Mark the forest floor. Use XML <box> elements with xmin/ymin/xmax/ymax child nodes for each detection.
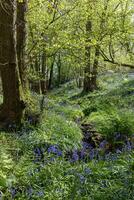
<box><xmin>0</xmin><ymin>72</ymin><xmax>134</xmax><ymax>200</ymax></box>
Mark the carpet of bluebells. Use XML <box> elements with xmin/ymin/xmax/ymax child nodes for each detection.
<box><xmin>0</xmin><ymin>74</ymin><xmax>134</xmax><ymax>200</ymax></box>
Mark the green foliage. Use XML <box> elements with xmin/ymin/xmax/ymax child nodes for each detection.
<box><xmin>0</xmin><ymin>74</ymin><xmax>134</xmax><ymax>199</ymax></box>
<box><xmin>42</xmin><ymin>113</ymin><xmax>82</xmax><ymax>150</ymax></box>
<box><xmin>0</xmin><ymin>134</ymin><xmax>16</xmax><ymax>191</ymax></box>
<box><xmin>79</xmin><ymin>75</ymin><xmax>134</xmax><ymax>140</ymax></box>
<box><xmin>87</xmin><ymin>109</ymin><xmax>134</xmax><ymax>139</ymax></box>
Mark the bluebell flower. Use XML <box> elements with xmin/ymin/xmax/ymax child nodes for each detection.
<box><xmin>36</xmin><ymin>190</ymin><xmax>44</xmax><ymax>197</ymax></box>
<box><xmin>34</xmin><ymin>147</ymin><xmax>42</xmax><ymax>158</ymax></box>
<box><xmin>47</xmin><ymin>145</ymin><xmax>62</xmax><ymax>157</ymax></box>
<box><xmin>80</xmin><ymin>149</ymin><xmax>85</xmax><ymax>159</ymax></box>
<box><xmin>89</xmin><ymin>149</ymin><xmax>95</xmax><ymax>160</ymax></box>
<box><xmin>110</xmin><ymin>154</ymin><xmax>118</xmax><ymax>161</ymax></box>
<box><xmin>72</xmin><ymin>150</ymin><xmax>79</xmax><ymax>162</ymax></box>
<box><xmin>47</xmin><ymin>145</ymin><xmax>58</xmax><ymax>153</ymax></box>
<box><xmin>82</xmin><ymin>142</ymin><xmax>92</xmax><ymax>150</ymax></box>
<box><xmin>84</xmin><ymin>167</ymin><xmax>92</xmax><ymax>175</ymax></box>
<box><xmin>99</xmin><ymin>140</ymin><xmax>108</xmax><ymax>149</ymax></box>
<box><xmin>57</xmin><ymin>150</ymin><xmax>62</xmax><ymax>157</ymax></box>
<box><xmin>78</xmin><ymin>174</ymin><xmax>86</xmax><ymax>183</ymax></box>
<box><xmin>26</xmin><ymin>187</ymin><xmax>33</xmax><ymax>197</ymax></box>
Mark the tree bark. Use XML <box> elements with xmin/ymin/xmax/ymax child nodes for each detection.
<box><xmin>83</xmin><ymin>20</ymin><xmax>92</xmax><ymax>92</ymax></box>
<box><xmin>0</xmin><ymin>0</ymin><xmax>25</xmax><ymax>125</ymax></box>
<box><xmin>57</xmin><ymin>53</ymin><xmax>61</xmax><ymax>87</ymax></box>
<box><xmin>48</xmin><ymin>56</ymin><xmax>55</xmax><ymax>90</ymax></box>
<box><xmin>91</xmin><ymin>46</ymin><xmax>100</xmax><ymax>90</ymax></box>
<box><xmin>17</xmin><ymin>0</ymin><xmax>28</xmax><ymax>88</ymax></box>
<box><xmin>41</xmin><ymin>50</ymin><xmax>48</xmax><ymax>94</ymax></box>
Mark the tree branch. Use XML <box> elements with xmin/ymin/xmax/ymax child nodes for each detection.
<box><xmin>100</xmin><ymin>49</ymin><xmax>134</xmax><ymax>68</ymax></box>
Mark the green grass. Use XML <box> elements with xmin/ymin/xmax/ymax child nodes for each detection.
<box><xmin>77</xmin><ymin>74</ymin><xmax>134</xmax><ymax>141</ymax></box>
<box><xmin>0</xmin><ymin>73</ymin><xmax>134</xmax><ymax>199</ymax></box>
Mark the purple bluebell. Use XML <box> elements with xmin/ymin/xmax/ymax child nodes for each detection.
<box><xmin>57</xmin><ymin>150</ymin><xmax>62</xmax><ymax>157</ymax></box>
<box><xmin>99</xmin><ymin>140</ymin><xmax>108</xmax><ymax>149</ymax></box>
<box><xmin>72</xmin><ymin>150</ymin><xmax>79</xmax><ymax>162</ymax></box>
<box><xmin>82</xmin><ymin>142</ymin><xmax>93</xmax><ymax>150</ymax></box>
<box><xmin>34</xmin><ymin>147</ymin><xmax>42</xmax><ymax>156</ymax></box>
<box><xmin>36</xmin><ymin>190</ymin><xmax>44</xmax><ymax>197</ymax></box>
<box><xmin>80</xmin><ymin>149</ymin><xmax>85</xmax><ymax>159</ymax></box>
<box><xmin>89</xmin><ymin>149</ymin><xmax>95</xmax><ymax>160</ymax></box>
<box><xmin>47</xmin><ymin>145</ymin><xmax>62</xmax><ymax>157</ymax></box>
<box><xmin>47</xmin><ymin>145</ymin><xmax>58</xmax><ymax>153</ymax></box>
<box><xmin>78</xmin><ymin>174</ymin><xmax>86</xmax><ymax>183</ymax></box>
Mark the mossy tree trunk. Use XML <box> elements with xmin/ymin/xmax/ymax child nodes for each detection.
<box><xmin>48</xmin><ymin>56</ymin><xmax>55</xmax><ymax>90</ymax></box>
<box><xmin>83</xmin><ymin>20</ymin><xmax>92</xmax><ymax>92</ymax></box>
<box><xmin>0</xmin><ymin>0</ymin><xmax>25</xmax><ymax>125</ymax></box>
<box><xmin>57</xmin><ymin>53</ymin><xmax>61</xmax><ymax>87</ymax></box>
<box><xmin>41</xmin><ymin>50</ymin><xmax>47</xmax><ymax>94</ymax></box>
<box><xmin>91</xmin><ymin>46</ymin><xmax>100</xmax><ymax>90</ymax></box>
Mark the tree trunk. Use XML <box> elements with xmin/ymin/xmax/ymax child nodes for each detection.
<box><xmin>48</xmin><ymin>56</ymin><xmax>55</xmax><ymax>90</ymax></box>
<box><xmin>17</xmin><ymin>0</ymin><xmax>28</xmax><ymax>88</ymax></box>
<box><xmin>31</xmin><ymin>57</ymin><xmax>41</xmax><ymax>94</ymax></box>
<box><xmin>41</xmin><ymin>51</ymin><xmax>47</xmax><ymax>94</ymax></box>
<box><xmin>91</xmin><ymin>46</ymin><xmax>99</xmax><ymax>90</ymax></box>
<box><xmin>57</xmin><ymin>53</ymin><xmax>61</xmax><ymax>87</ymax></box>
<box><xmin>0</xmin><ymin>0</ymin><xmax>25</xmax><ymax>125</ymax></box>
<box><xmin>83</xmin><ymin>20</ymin><xmax>92</xmax><ymax>92</ymax></box>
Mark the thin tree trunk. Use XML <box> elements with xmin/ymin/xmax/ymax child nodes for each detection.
<box><xmin>57</xmin><ymin>53</ymin><xmax>61</xmax><ymax>87</ymax></box>
<box><xmin>17</xmin><ymin>0</ymin><xmax>27</xmax><ymax>88</ymax></box>
<box><xmin>31</xmin><ymin>57</ymin><xmax>41</xmax><ymax>94</ymax></box>
<box><xmin>41</xmin><ymin>50</ymin><xmax>47</xmax><ymax>94</ymax></box>
<box><xmin>91</xmin><ymin>46</ymin><xmax>99</xmax><ymax>90</ymax></box>
<box><xmin>48</xmin><ymin>56</ymin><xmax>55</xmax><ymax>90</ymax></box>
<box><xmin>83</xmin><ymin>20</ymin><xmax>92</xmax><ymax>92</ymax></box>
